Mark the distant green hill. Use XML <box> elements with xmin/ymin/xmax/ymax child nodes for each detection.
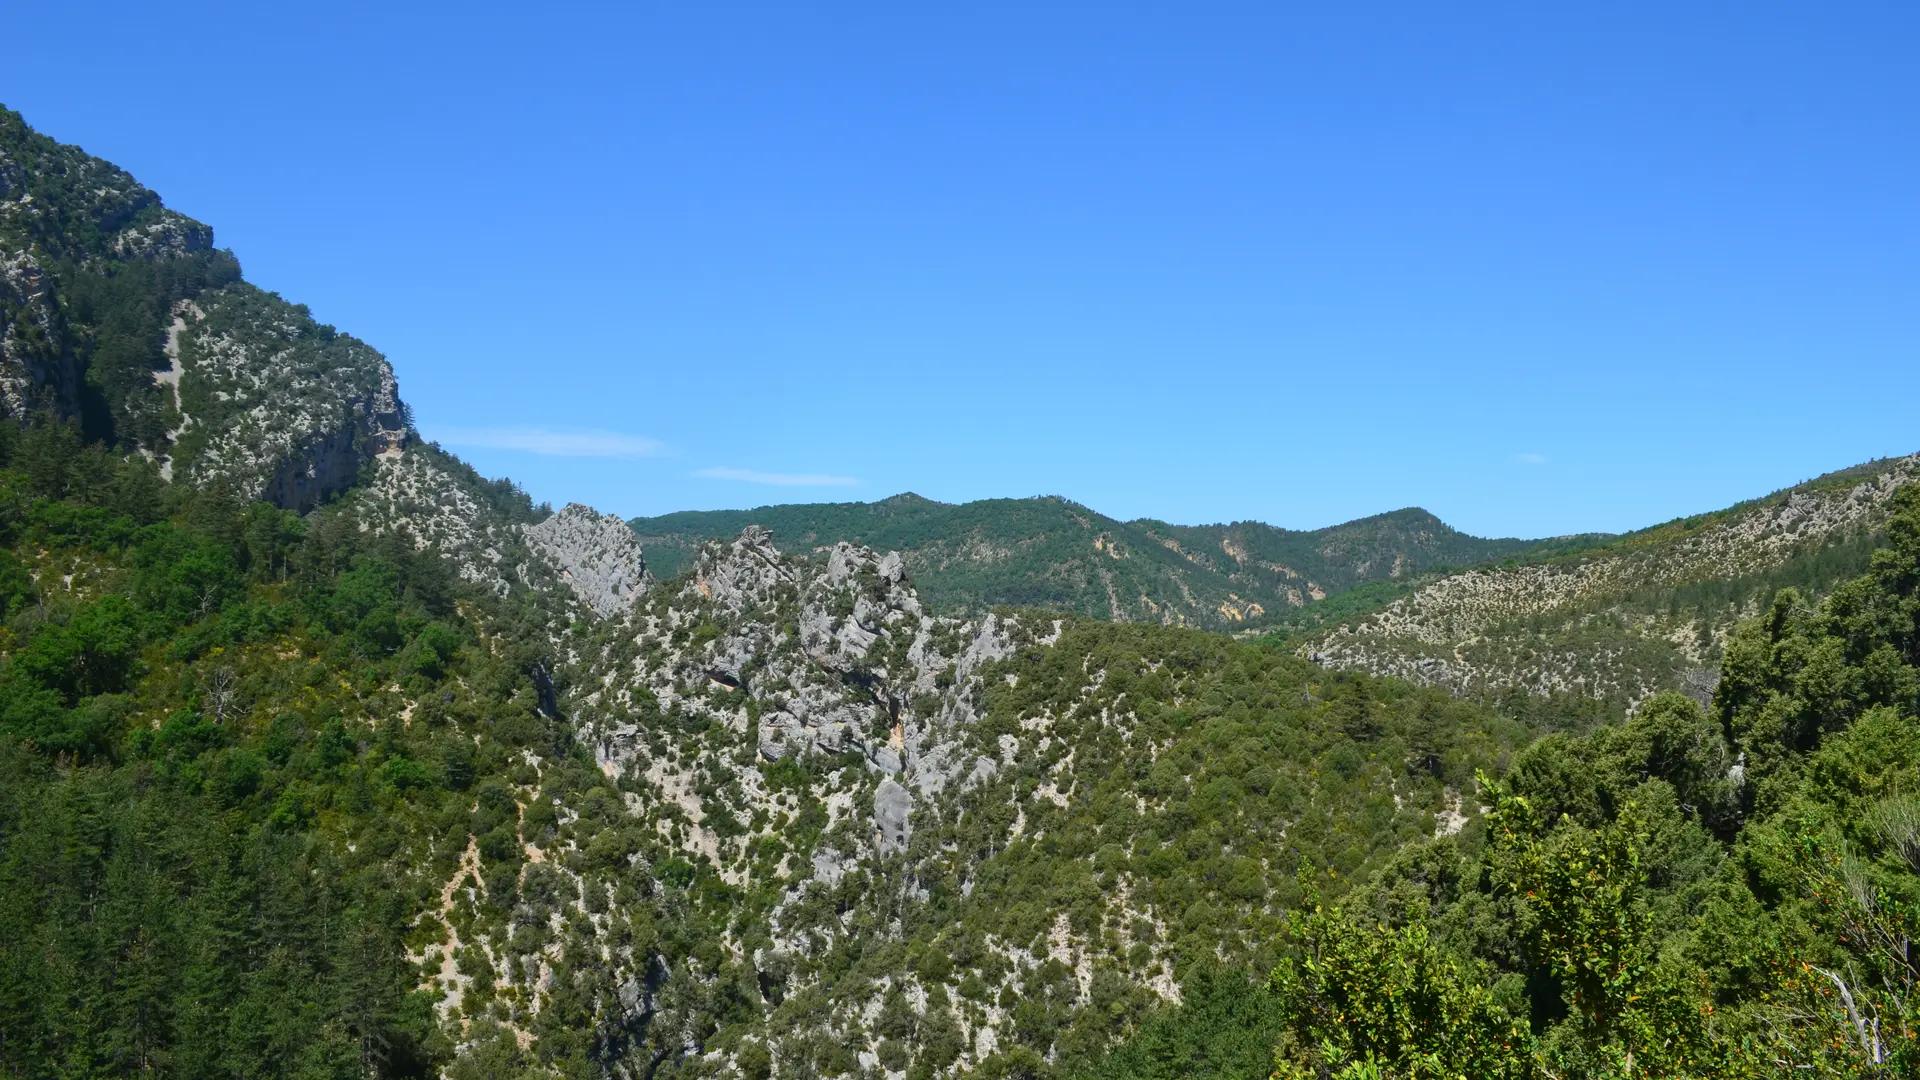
<box><xmin>1304</xmin><ymin>453</ymin><xmax>1920</xmax><ymax>718</ymax></box>
<box><xmin>630</xmin><ymin>494</ymin><xmax>1579</xmax><ymax>632</ymax></box>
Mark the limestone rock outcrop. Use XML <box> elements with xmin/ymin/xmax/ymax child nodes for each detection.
<box><xmin>0</xmin><ymin>250</ymin><xmax>76</xmax><ymax>418</ymax></box>
<box><xmin>355</xmin><ymin>447</ymin><xmax>515</xmax><ymax>592</ymax></box>
<box><xmin>524</xmin><ymin>502</ymin><xmax>652</xmax><ymax>618</ymax></box>
<box><xmin>170</xmin><ymin>287</ymin><xmax>410</xmax><ymax>511</ymax></box>
<box><xmin>1</xmin><ymin>108</ymin><xmax>407</xmax><ymax>507</ymax></box>
<box><xmin>873</xmin><ymin>778</ymin><xmax>912</xmax><ymax>855</ymax></box>
<box><xmin>582</xmin><ymin>525</ymin><xmax>1030</xmax><ymax>843</ymax></box>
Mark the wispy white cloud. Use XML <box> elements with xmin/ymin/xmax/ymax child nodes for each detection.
<box><xmin>433</xmin><ymin>427</ymin><xmax>665</xmax><ymax>459</ymax></box>
<box><xmin>1515</xmin><ymin>452</ymin><xmax>1548</xmax><ymax>465</ymax></box>
<box><xmin>694</xmin><ymin>466</ymin><xmax>859</xmax><ymax>487</ymax></box>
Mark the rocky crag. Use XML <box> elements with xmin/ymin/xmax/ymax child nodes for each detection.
<box><xmin>166</xmin><ymin>287</ymin><xmax>407</xmax><ymax>508</ymax></box>
<box><xmin>0</xmin><ymin>106</ymin><xmax>405</xmax><ymax>510</ymax></box>
<box><xmin>366</xmin><ymin>475</ymin><xmax>1490</xmax><ymax>1076</ymax></box>
<box><xmin>525</xmin><ymin>503</ymin><xmax>655</xmax><ymax>619</ymax></box>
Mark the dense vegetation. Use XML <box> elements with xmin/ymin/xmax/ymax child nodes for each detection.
<box><xmin>0</xmin><ymin>421</ymin><xmax>583</xmax><ymax>1077</ymax></box>
<box><xmin>1</xmin><ymin>106</ymin><xmax>242</xmax><ymax>449</ymax></box>
<box><xmin>1088</xmin><ymin>486</ymin><xmax>1920</xmax><ymax>1078</ymax></box>
<box><xmin>11</xmin><ymin>99</ymin><xmax>1920</xmax><ymax>1079</ymax></box>
<box><xmin>631</xmin><ymin>495</ymin><xmax>1554</xmax><ymax>632</ymax></box>
<box><xmin>0</xmin><ymin>417</ymin><xmax>1548</xmax><ymax>1078</ymax></box>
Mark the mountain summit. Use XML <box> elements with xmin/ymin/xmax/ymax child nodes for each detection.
<box><xmin>0</xmin><ymin>109</ymin><xmax>405</xmax><ymax>509</ymax></box>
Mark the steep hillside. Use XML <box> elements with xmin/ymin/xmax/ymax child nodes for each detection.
<box><xmin>526</xmin><ymin>530</ymin><xmax>1541</xmax><ymax>1078</ymax></box>
<box><xmin>631</xmin><ymin>495</ymin><xmax>1558</xmax><ymax>633</ymax></box>
<box><xmin>0</xmin><ymin>113</ymin><xmax>1536</xmax><ymax>1078</ymax></box>
<box><xmin>1305</xmin><ymin>454</ymin><xmax>1919</xmax><ymax>717</ymax></box>
<box><xmin>0</xmin><ymin>107</ymin><xmax>407</xmax><ymax>509</ymax></box>
<box><xmin>0</xmin><ymin>430</ymin><xmax>1537</xmax><ymax>1078</ymax></box>
<box><xmin>7</xmin><ymin>104</ymin><xmax>1919</xmax><ymax>1080</ymax></box>
<box><xmin>1096</xmin><ymin>486</ymin><xmax>1920</xmax><ymax>1078</ymax></box>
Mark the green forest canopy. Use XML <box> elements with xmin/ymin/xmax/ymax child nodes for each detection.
<box><xmin>1085</xmin><ymin>487</ymin><xmax>1920</xmax><ymax>1079</ymax></box>
<box><xmin>2</xmin><ymin>405</ymin><xmax>1918</xmax><ymax>1077</ymax></box>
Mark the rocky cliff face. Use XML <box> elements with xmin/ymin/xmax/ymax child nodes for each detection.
<box><xmin>582</xmin><ymin>525</ymin><xmax>1023</xmax><ymax>794</ymax></box>
<box><xmin>0</xmin><ymin>249</ymin><xmax>74</xmax><ymax>418</ymax></box>
<box><xmin>523</xmin><ymin>502</ymin><xmax>653</xmax><ymax>618</ymax></box>
<box><xmin>354</xmin><ymin>479</ymin><xmax>1116</xmax><ymax>1072</ymax></box>
<box><xmin>0</xmin><ymin>106</ymin><xmax>404</xmax><ymax>510</ymax></box>
<box><xmin>166</xmin><ymin>286</ymin><xmax>407</xmax><ymax>510</ymax></box>
<box><xmin>420</xmin><ymin>519</ymin><xmax>1468</xmax><ymax>1078</ymax></box>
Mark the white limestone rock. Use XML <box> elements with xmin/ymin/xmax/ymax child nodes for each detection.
<box><xmin>874</xmin><ymin>778</ymin><xmax>912</xmax><ymax>856</ymax></box>
<box><xmin>109</xmin><ymin>211</ymin><xmax>213</xmax><ymax>260</ymax></box>
<box><xmin>0</xmin><ymin>250</ymin><xmax>78</xmax><ymax>418</ymax></box>
<box><xmin>524</xmin><ymin>503</ymin><xmax>653</xmax><ymax>618</ymax></box>
<box><xmin>172</xmin><ymin>287</ymin><xmax>409</xmax><ymax>511</ymax></box>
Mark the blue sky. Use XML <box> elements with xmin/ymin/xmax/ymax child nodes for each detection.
<box><xmin>7</xmin><ymin>3</ymin><xmax>1917</xmax><ymax>537</ymax></box>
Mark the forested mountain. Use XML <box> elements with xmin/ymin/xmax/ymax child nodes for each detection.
<box><xmin>1141</xmin><ymin>486</ymin><xmax>1920</xmax><ymax>1078</ymax></box>
<box><xmin>3</xmin><ymin>104</ymin><xmax>1918</xmax><ymax>1080</ymax></box>
<box><xmin>631</xmin><ymin>496</ymin><xmax>1564</xmax><ymax>633</ymax></box>
<box><xmin>1304</xmin><ymin>455</ymin><xmax>1920</xmax><ymax>721</ymax></box>
<box><xmin>0</xmin><ymin>110</ymin><xmax>404</xmax><ymax>509</ymax></box>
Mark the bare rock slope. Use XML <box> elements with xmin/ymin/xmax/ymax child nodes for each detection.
<box><xmin>524</xmin><ymin>502</ymin><xmax>653</xmax><ymax>618</ymax></box>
